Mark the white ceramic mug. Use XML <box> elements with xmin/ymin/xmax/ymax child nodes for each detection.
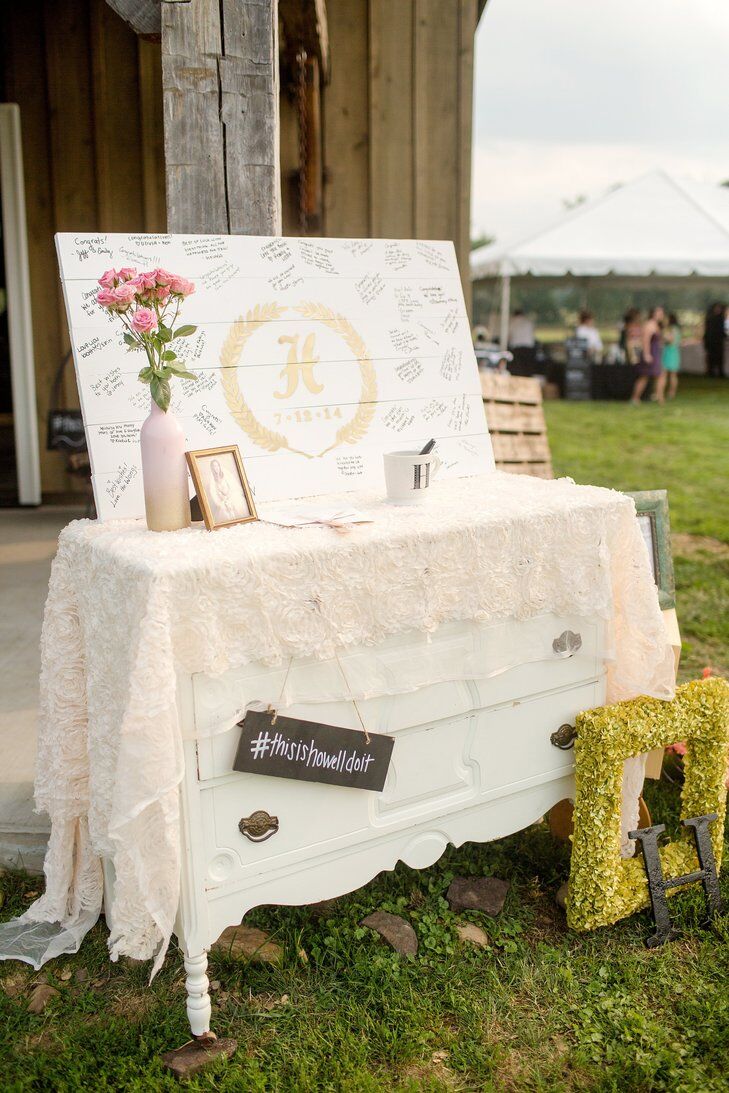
<box><xmin>383</xmin><ymin>450</ymin><xmax>442</xmax><ymax>504</ymax></box>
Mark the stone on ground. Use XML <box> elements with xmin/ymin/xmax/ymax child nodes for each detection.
<box><xmin>161</xmin><ymin>1037</ymin><xmax>237</xmax><ymax>1079</ymax></box>
<box><xmin>27</xmin><ymin>984</ymin><xmax>60</xmax><ymax>1014</ymax></box>
<box><xmin>446</xmin><ymin>876</ymin><xmax>509</xmax><ymax>916</ymax></box>
<box><xmin>360</xmin><ymin>911</ymin><xmax>418</xmax><ymax>956</ymax></box>
<box><xmin>456</xmin><ymin>923</ymin><xmax>490</xmax><ymax>948</ymax></box>
<box><xmin>212</xmin><ymin>924</ymin><xmax>283</xmax><ymax>964</ymax></box>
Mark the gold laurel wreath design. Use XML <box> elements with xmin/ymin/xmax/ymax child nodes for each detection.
<box><xmin>220</xmin><ymin>301</ymin><xmax>377</xmax><ymax>459</ymax></box>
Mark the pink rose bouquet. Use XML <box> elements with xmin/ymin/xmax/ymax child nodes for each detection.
<box><xmin>95</xmin><ymin>266</ymin><xmax>198</xmax><ymax>411</ymax></box>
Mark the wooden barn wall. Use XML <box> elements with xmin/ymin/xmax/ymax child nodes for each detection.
<box><xmin>320</xmin><ymin>0</ymin><xmax>476</xmax><ymax>302</ymax></box>
<box><xmin>2</xmin><ymin>0</ymin><xmax>165</xmax><ymax>496</ymax></box>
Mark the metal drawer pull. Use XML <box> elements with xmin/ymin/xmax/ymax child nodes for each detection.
<box><xmin>552</xmin><ymin>630</ymin><xmax>582</xmax><ymax>657</ymax></box>
<box><xmin>239</xmin><ymin>810</ymin><xmax>279</xmax><ymax>842</ymax></box>
<box><xmin>550</xmin><ymin>723</ymin><xmax>577</xmax><ymax>750</ymax></box>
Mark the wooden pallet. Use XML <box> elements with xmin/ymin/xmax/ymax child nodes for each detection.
<box><xmin>481</xmin><ymin>372</ymin><xmax>553</xmax><ymax>479</ymax></box>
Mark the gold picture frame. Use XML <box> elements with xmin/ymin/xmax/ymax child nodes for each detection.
<box><xmin>185</xmin><ymin>445</ymin><xmax>258</xmax><ymax>531</ymax></box>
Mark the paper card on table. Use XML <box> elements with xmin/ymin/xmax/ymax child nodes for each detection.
<box><xmin>56</xmin><ymin>234</ymin><xmax>495</xmax><ymax>520</ymax></box>
<box><xmin>261</xmin><ymin>504</ymin><xmax>372</xmax><ymax>528</ymax></box>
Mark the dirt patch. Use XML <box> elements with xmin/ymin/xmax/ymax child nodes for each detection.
<box><xmin>402</xmin><ymin>1049</ymin><xmax>458</xmax><ymax>1088</ymax></box>
<box><xmin>110</xmin><ymin>989</ymin><xmax>156</xmax><ymax>1020</ymax></box>
<box><xmin>672</xmin><ymin>533</ymin><xmax>729</xmax><ymax>560</ymax></box>
<box><xmin>23</xmin><ymin>1029</ymin><xmax>63</xmax><ymax>1054</ymax></box>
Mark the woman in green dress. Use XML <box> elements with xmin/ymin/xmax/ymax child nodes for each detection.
<box><xmin>660</xmin><ymin>313</ymin><xmax>681</xmax><ymax>400</ymax></box>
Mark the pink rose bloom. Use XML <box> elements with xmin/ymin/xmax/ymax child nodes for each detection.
<box><xmin>113</xmin><ymin>283</ymin><xmax>137</xmax><ymax>310</ymax></box>
<box><xmin>130</xmin><ymin>271</ymin><xmax>157</xmax><ymax>293</ymax></box>
<box><xmin>98</xmin><ymin>269</ymin><xmax>117</xmax><ymax>290</ymax></box>
<box><xmin>154</xmin><ymin>268</ymin><xmax>174</xmax><ymax>286</ymax></box>
<box><xmin>130</xmin><ymin>307</ymin><xmax>158</xmax><ymax>334</ymax></box>
<box><xmin>117</xmin><ymin>267</ymin><xmax>137</xmax><ymax>282</ymax></box>
<box><xmin>96</xmin><ymin>288</ymin><xmax>118</xmax><ymax>308</ymax></box>
<box><xmin>156</xmin><ymin>284</ymin><xmax>171</xmax><ymax>303</ymax></box>
<box><xmin>169</xmin><ymin>275</ymin><xmax>195</xmax><ymax>297</ymax></box>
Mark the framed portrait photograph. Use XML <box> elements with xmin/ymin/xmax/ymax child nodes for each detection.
<box><xmin>626</xmin><ymin>490</ymin><xmax>675</xmax><ymax>610</ymax></box>
<box><xmin>186</xmin><ymin>445</ymin><xmax>258</xmax><ymax>531</ymax></box>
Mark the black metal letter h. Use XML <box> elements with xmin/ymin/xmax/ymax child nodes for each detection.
<box><xmin>628</xmin><ymin>814</ymin><xmax>722</xmax><ymax>947</ymax></box>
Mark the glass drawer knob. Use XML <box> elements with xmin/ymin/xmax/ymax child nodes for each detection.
<box><xmin>553</xmin><ymin>630</ymin><xmax>582</xmax><ymax>657</ymax></box>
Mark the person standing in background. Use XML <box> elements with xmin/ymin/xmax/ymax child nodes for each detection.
<box><xmin>619</xmin><ymin>307</ymin><xmax>642</xmax><ymax>365</ymax></box>
<box><xmin>575</xmin><ymin>309</ymin><xmax>603</xmax><ymax>359</ymax></box>
<box><xmin>630</xmin><ymin>305</ymin><xmax>665</xmax><ymax>405</ymax></box>
<box><xmin>507</xmin><ymin>309</ymin><xmax>535</xmax><ymax>348</ymax></box>
<box><xmin>660</xmin><ymin>312</ymin><xmax>681</xmax><ymax>400</ymax></box>
<box><xmin>703</xmin><ymin>302</ymin><xmax>726</xmax><ymax>378</ymax></box>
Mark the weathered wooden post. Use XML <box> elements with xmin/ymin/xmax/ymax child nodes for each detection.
<box><xmin>161</xmin><ymin>0</ymin><xmax>282</xmax><ymax>235</ymax></box>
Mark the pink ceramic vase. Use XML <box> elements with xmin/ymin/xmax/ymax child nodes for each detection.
<box><xmin>139</xmin><ymin>397</ymin><xmax>191</xmax><ymax>532</ymax></box>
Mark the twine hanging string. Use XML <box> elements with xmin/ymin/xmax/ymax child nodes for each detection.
<box><xmin>267</xmin><ymin>655</ymin><xmax>294</xmax><ymax>725</ymax></box>
<box><xmin>334</xmin><ymin>651</ymin><xmax>371</xmax><ymax>744</ymax></box>
<box><xmin>266</xmin><ymin>651</ymin><xmax>371</xmax><ymax>744</ymax></box>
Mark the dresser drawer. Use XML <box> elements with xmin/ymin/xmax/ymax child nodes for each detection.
<box><xmin>189</xmin><ymin>614</ymin><xmax>603</xmax><ymax>740</ymax></box>
<box><xmin>199</xmin><ymin>769</ymin><xmax>371</xmax><ymax>886</ymax></box>
<box><xmin>194</xmin><ymin>681</ymin><xmax>474</xmax><ymax>783</ymax></box>
<box><xmin>191</xmin><ymin>616</ymin><xmax>603</xmax><ymax>786</ymax></box>
<box><xmin>470</xmin><ymin>678</ymin><xmax>605</xmax><ymax>794</ymax></box>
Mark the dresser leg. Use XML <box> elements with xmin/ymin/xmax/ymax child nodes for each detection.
<box><xmin>184</xmin><ymin>951</ymin><xmax>213</xmax><ymax>1038</ymax></box>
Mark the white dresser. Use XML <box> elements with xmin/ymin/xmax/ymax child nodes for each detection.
<box><xmin>10</xmin><ymin>476</ymin><xmax>673</xmax><ymax>1039</ymax></box>
<box><xmin>171</xmin><ymin>612</ymin><xmax>605</xmax><ymax>1036</ymax></box>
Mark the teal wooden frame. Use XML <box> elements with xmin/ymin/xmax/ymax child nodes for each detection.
<box><xmin>626</xmin><ymin>490</ymin><xmax>675</xmax><ymax>610</ymax></box>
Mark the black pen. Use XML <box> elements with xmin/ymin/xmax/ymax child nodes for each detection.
<box><xmin>419</xmin><ymin>439</ymin><xmax>436</xmax><ymax>455</ymax></box>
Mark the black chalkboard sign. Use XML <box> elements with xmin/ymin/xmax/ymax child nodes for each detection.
<box><xmin>564</xmin><ymin>337</ymin><xmax>591</xmax><ymax>401</ymax></box>
<box><xmin>233</xmin><ymin>710</ymin><xmax>395</xmax><ymax>792</ymax></box>
<box><xmin>46</xmin><ymin>409</ymin><xmax>87</xmax><ymax>452</ymax></box>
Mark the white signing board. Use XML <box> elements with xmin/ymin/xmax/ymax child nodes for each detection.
<box><xmin>56</xmin><ymin>234</ymin><xmax>494</xmax><ymax>520</ymax></box>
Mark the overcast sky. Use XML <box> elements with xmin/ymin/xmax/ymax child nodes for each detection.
<box><xmin>472</xmin><ymin>0</ymin><xmax>729</xmax><ymax>243</ymax></box>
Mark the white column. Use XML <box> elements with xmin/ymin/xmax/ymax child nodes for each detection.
<box><xmin>499</xmin><ymin>272</ymin><xmax>511</xmax><ymax>351</ymax></box>
<box><xmin>0</xmin><ymin>105</ymin><xmax>41</xmax><ymax>505</ymax></box>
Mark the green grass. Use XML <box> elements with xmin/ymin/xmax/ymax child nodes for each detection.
<box><xmin>544</xmin><ymin>376</ymin><xmax>729</xmax><ymax>540</ymax></box>
<box><xmin>1</xmin><ymin>376</ymin><xmax>728</xmax><ymax>1091</ymax></box>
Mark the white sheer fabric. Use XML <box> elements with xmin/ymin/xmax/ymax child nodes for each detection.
<box><xmin>0</xmin><ymin>473</ymin><xmax>675</xmax><ymax>974</ymax></box>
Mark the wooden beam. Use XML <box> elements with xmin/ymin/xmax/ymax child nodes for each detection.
<box><xmin>104</xmin><ymin>0</ymin><xmax>161</xmax><ymax>38</ymax></box>
<box><xmin>220</xmin><ymin>0</ymin><xmax>282</xmax><ymax>235</ymax></box>
<box><xmin>161</xmin><ymin>0</ymin><xmax>281</xmax><ymax>235</ymax></box>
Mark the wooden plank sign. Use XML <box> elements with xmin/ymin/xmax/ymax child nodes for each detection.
<box><xmin>233</xmin><ymin>709</ymin><xmax>395</xmax><ymax>792</ymax></box>
<box><xmin>55</xmin><ymin>233</ymin><xmax>494</xmax><ymax>520</ymax></box>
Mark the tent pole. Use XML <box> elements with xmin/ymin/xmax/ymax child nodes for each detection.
<box><xmin>499</xmin><ymin>273</ymin><xmax>511</xmax><ymax>350</ymax></box>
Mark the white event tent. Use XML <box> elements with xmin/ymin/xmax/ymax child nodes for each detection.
<box><xmin>470</xmin><ymin>170</ymin><xmax>729</xmax><ymax>347</ymax></box>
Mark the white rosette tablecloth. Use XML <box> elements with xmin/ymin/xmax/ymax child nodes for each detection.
<box><xmin>0</xmin><ymin>473</ymin><xmax>675</xmax><ymax>974</ymax></box>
